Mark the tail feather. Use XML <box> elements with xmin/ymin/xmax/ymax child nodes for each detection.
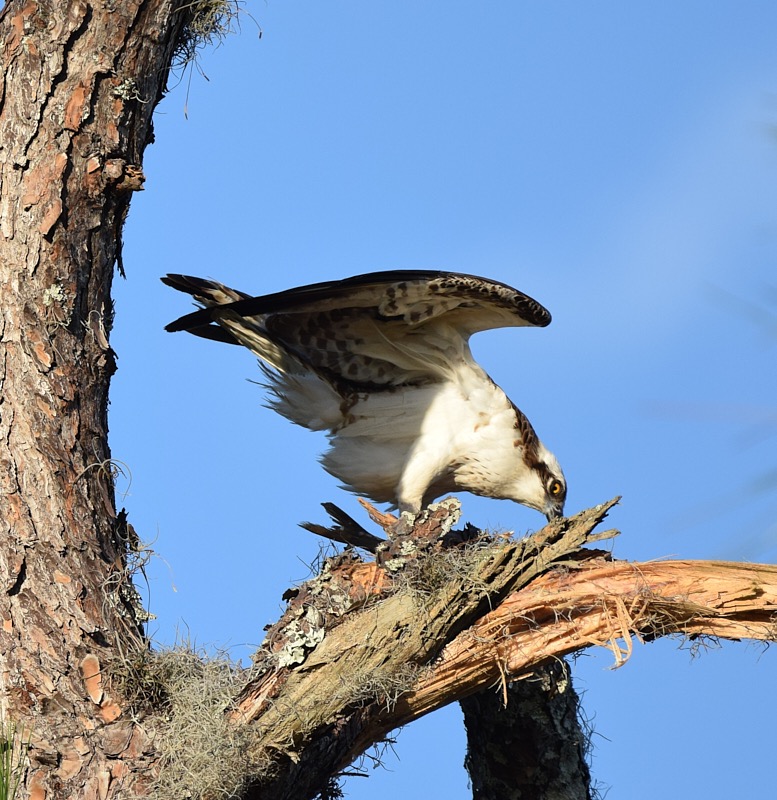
<box><xmin>162</xmin><ymin>274</ymin><xmax>251</xmax><ymax>337</ymax></box>
<box><xmin>161</xmin><ymin>274</ymin><xmax>250</xmax><ymax>305</ymax></box>
<box><xmin>163</xmin><ymin>274</ymin><xmax>320</xmax><ymax>377</ymax></box>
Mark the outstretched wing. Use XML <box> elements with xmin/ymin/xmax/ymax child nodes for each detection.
<box><xmin>162</xmin><ymin>270</ymin><xmax>551</xmax><ymax>388</ymax></box>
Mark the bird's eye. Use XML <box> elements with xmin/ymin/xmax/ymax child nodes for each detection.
<box><xmin>548</xmin><ymin>479</ymin><xmax>564</xmax><ymax>497</ymax></box>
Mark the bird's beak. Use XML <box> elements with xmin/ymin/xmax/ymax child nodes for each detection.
<box><xmin>545</xmin><ymin>505</ymin><xmax>563</xmax><ymax>523</ymax></box>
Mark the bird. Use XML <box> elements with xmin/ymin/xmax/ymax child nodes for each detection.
<box><xmin>162</xmin><ymin>270</ymin><xmax>566</xmax><ymax>522</ymax></box>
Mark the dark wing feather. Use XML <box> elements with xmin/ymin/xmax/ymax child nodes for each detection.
<box><xmin>163</xmin><ymin>271</ymin><xmax>552</xmax><ymax>387</ymax></box>
<box><xmin>163</xmin><ymin>270</ymin><xmax>551</xmax><ymax>340</ymax></box>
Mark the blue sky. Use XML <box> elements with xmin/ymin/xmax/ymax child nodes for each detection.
<box><xmin>111</xmin><ymin>3</ymin><xmax>777</xmax><ymax>797</ymax></box>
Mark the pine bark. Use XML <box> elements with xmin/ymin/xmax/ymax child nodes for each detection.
<box><xmin>0</xmin><ymin>1</ymin><xmax>194</xmax><ymax>796</ymax></box>
<box><xmin>461</xmin><ymin>663</ymin><xmax>593</xmax><ymax>800</ymax></box>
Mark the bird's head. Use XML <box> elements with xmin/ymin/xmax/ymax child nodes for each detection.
<box><xmin>506</xmin><ymin>443</ymin><xmax>566</xmax><ymax>522</ymax></box>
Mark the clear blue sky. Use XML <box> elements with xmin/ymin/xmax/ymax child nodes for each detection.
<box><xmin>111</xmin><ymin>3</ymin><xmax>777</xmax><ymax>797</ymax></box>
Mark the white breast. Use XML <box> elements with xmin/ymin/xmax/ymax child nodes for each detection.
<box><xmin>322</xmin><ymin>364</ymin><xmax>522</xmax><ymax>511</ymax></box>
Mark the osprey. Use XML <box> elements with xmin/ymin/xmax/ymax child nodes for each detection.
<box><xmin>163</xmin><ymin>271</ymin><xmax>566</xmax><ymax>521</ymax></box>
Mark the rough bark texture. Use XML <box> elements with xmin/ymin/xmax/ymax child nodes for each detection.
<box><xmin>222</xmin><ymin>499</ymin><xmax>776</xmax><ymax>800</ymax></box>
<box><xmin>231</xmin><ymin>500</ymin><xmax>617</xmax><ymax>800</ymax></box>
<box><xmin>461</xmin><ymin>662</ymin><xmax>592</xmax><ymax>800</ymax></box>
<box><xmin>0</xmin><ymin>1</ymin><xmax>196</xmax><ymax>797</ymax></box>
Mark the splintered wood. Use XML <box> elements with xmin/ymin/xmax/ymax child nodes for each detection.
<box><xmin>397</xmin><ymin>558</ymin><xmax>777</xmax><ymax>724</ymax></box>
<box><xmin>229</xmin><ymin>497</ymin><xmax>777</xmax><ymax>797</ymax></box>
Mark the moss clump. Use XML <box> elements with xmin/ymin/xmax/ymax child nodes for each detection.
<box><xmin>117</xmin><ymin>645</ymin><xmax>267</xmax><ymax>800</ymax></box>
<box><xmin>174</xmin><ymin>1</ymin><xmax>244</xmax><ymax>69</ymax></box>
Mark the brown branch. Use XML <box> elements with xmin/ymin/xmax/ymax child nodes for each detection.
<box><xmin>395</xmin><ymin>558</ymin><xmax>777</xmax><ymax>725</ymax></box>
<box><xmin>227</xmin><ymin>500</ymin><xmax>776</xmax><ymax>800</ymax></box>
<box><xmin>235</xmin><ymin>499</ymin><xmax>620</xmax><ymax>728</ymax></box>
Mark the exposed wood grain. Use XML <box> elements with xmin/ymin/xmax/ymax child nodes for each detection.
<box><xmin>401</xmin><ymin>558</ymin><xmax>777</xmax><ymax>722</ymax></box>
<box><xmin>2</xmin><ymin>5</ymin><xmax>776</xmax><ymax>800</ymax></box>
<box><xmin>233</xmin><ymin>499</ymin><xmax>775</xmax><ymax>800</ymax></box>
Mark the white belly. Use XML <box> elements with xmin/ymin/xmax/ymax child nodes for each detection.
<box><xmin>321</xmin><ymin>370</ymin><xmax>521</xmax><ymax>510</ymax></box>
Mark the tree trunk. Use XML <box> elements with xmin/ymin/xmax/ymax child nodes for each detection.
<box><xmin>0</xmin><ymin>1</ymin><xmax>196</xmax><ymax>796</ymax></box>
<box><xmin>461</xmin><ymin>662</ymin><xmax>593</xmax><ymax>800</ymax></box>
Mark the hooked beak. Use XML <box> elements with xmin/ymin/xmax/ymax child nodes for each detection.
<box><xmin>545</xmin><ymin>504</ymin><xmax>564</xmax><ymax>523</ymax></box>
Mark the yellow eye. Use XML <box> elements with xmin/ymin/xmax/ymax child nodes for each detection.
<box><xmin>548</xmin><ymin>479</ymin><xmax>564</xmax><ymax>497</ymax></box>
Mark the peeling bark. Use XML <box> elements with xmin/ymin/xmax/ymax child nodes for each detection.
<box><xmin>221</xmin><ymin>500</ymin><xmax>775</xmax><ymax>800</ymax></box>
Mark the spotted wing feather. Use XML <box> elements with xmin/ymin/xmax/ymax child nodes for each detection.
<box><xmin>162</xmin><ymin>271</ymin><xmax>551</xmax><ymax>388</ymax></box>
